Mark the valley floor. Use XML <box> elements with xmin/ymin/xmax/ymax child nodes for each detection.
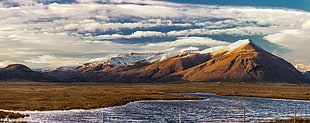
<box><xmin>1</xmin><ymin>82</ymin><xmax>310</xmax><ymax>120</ymax></box>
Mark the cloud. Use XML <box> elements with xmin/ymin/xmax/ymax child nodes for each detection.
<box><xmin>145</xmin><ymin>37</ymin><xmax>230</xmax><ymax>49</ymax></box>
<box><xmin>24</xmin><ymin>55</ymin><xmax>88</xmax><ymax>69</ymax></box>
<box><xmin>128</xmin><ymin>31</ymin><xmax>166</xmax><ymax>38</ymax></box>
<box><xmin>87</xmin><ymin>57</ymin><xmax>108</xmax><ymax>63</ymax></box>
<box><xmin>24</xmin><ymin>55</ymin><xmax>58</xmax><ymax>64</ymax></box>
<box><xmin>63</xmin><ymin>19</ymin><xmax>192</xmax><ymax>35</ymax></box>
<box><xmin>166</xmin><ymin>26</ymin><xmax>279</xmax><ymax>37</ymax></box>
<box><xmin>0</xmin><ymin>60</ymin><xmax>23</xmax><ymax>68</ymax></box>
<box><xmin>96</xmin><ymin>31</ymin><xmax>166</xmax><ymax>39</ymax></box>
<box><xmin>0</xmin><ymin>0</ymin><xmax>310</xmax><ymax>68</ymax></box>
<box><xmin>264</xmin><ymin>29</ymin><xmax>310</xmax><ymax>65</ymax></box>
<box><xmin>302</xmin><ymin>20</ymin><xmax>310</xmax><ymax>30</ymax></box>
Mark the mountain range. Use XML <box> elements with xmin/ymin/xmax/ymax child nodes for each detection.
<box><xmin>0</xmin><ymin>39</ymin><xmax>308</xmax><ymax>83</ymax></box>
<box><xmin>41</xmin><ymin>39</ymin><xmax>306</xmax><ymax>83</ymax></box>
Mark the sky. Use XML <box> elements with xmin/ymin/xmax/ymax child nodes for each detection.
<box><xmin>0</xmin><ymin>0</ymin><xmax>309</xmax><ymax>69</ymax></box>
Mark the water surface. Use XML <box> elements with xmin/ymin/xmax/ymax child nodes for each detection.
<box><xmin>13</xmin><ymin>93</ymin><xmax>310</xmax><ymax>123</ymax></box>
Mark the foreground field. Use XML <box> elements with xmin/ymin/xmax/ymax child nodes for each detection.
<box><xmin>262</xmin><ymin>117</ymin><xmax>310</xmax><ymax>123</ymax></box>
<box><xmin>1</xmin><ymin>82</ymin><xmax>310</xmax><ymax>111</ymax></box>
<box><xmin>0</xmin><ymin>83</ymin><xmax>201</xmax><ymax>111</ymax></box>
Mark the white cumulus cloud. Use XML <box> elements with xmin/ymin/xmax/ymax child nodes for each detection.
<box><xmin>145</xmin><ymin>37</ymin><xmax>230</xmax><ymax>49</ymax></box>
<box><xmin>264</xmin><ymin>29</ymin><xmax>310</xmax><ymax>65</ymax></box>
<box><xmin>0</xmin><ymin>0</ymin><xmax>310</xmax><ymax>68</ymax></box>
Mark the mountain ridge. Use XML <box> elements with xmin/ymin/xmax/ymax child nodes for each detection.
<box><xmin>41</xmin><ymin>39</ymin><xmax>306</xmax><ymax>83</ymax></box>
<box><xmin>0</xmin><ymin>64</ymin><xmax>60</xmax><ymax>82</ymax></box>
<box><xmin>164</xmin><ymin>40</ymin><xmax>303</xmax><ymax>83</ymax></box>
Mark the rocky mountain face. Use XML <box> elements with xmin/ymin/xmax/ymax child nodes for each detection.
<box><xmin>42</xmin><ymin>53</ymin><xmax>167</xmax><ymax>81</ymax></box>
<box><xmin>303</xmin><ymin>71</ymin><xmax>310</xmax><ymax>81</ymax></box>
<box><xmin>0</xmin><ymin>64</ymin><xmax>60</xmax><ymax>82</ymax></box>
<box><xmin>165</xmin><ymin>40</ymin><xmax>304</xmax><ymax>83</ymax></box>
<box><xmin>45</xmin><ymin>39</ymin><xmax>305</xmax><ymax>83</ymax></box>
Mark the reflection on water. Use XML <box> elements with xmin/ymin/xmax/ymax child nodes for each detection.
<box><xmin>13</xmin><ymin>93</ymin><xmax>310</xmax><ymax>123</ymax></box>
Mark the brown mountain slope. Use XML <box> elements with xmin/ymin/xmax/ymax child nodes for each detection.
<box><xmin>56</xmin><ymin>59</ymin><xmax>153</xmax><ymax>82</ymax></box>
<box><xmin>0</xmin><ymin>64</ymin><xmax>60</xmax><ymax>82</ymax></box>
<box><xmin>56</xmin><ymin>52</ymin><xmax>211</xmax><ymax>82</ymax></box>
<box><xmin>48</xmin><ymin>39</ymin><xmax>305</xmax><ymax>83</ymax></box>
<box><xmin>137</xmin><ymin>53</ymin><xmax>211</xmax><ymax>80</ymax></box>
<box><xmin>166</xmin><ymin>40</ymin><xmax>303</xmax><ymax>83</ymax></box>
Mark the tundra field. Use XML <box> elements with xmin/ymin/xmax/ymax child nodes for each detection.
<box><xmin>1</xmin><ymin>82</ymin><xmax>310</xmax><ymax>111</ymax></box>
<box><xmin>1</xmin><ymin>82</ymin><xmax>310</xmax><ymax>121</ymax></box>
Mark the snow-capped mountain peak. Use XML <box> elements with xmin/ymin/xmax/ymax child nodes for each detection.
<box><xmin>200</xmin><ymin>46</ymin><xmax>224</xmax><ymax>54</ymax></box>
<box><xmin>200</xmin><ymin>39</ymin><xmax>251</xmax><ymax>55</ymax></box>
<box><xmin>227</xmin><ymin>39</ymin><xmax>251</xmax><ymax>51</ymax></box>
<box><xmin>108</xmin><ymin>53</ymin><xmax>166</xmax><ymax>67</ymax></box>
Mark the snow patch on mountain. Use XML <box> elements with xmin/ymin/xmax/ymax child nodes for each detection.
<box><xmin>45</xmin><ymin>42</ymin><xmax>257</xmax><ymax>73</ymax></box>
<box><xmin>200</xmin><ymin>39</ymin><xmax>251</xmax><ymax>55</ymax></box>
<box><xmin>109</xmin><ymin>53</ymin><xmax>167</xmax><ymax>67</ymax></box>
<box><xmin>227</xmin><ymin>39</ymin><xmax>251</xmax><ymax>51</ymax></box>
<box><xmin>41</xmin><ymin>66</ymin><xmax>77</xmax><ymax>72</ymax></box>
<box><xmin>200</xmin><ymin>46</ymin><xmax>225</xmax><ymax>54</ymax></box>
<box><xmin>295</xmin><ymin>64</ymin><xmax>310</xmax><ymax>72</ymax></box>
<box><xmin>179</xmin><ymin>47</ymin><xmax>200</xmax><ymax>53</ymax></box>
<box><xmin>106</xmin><ymin>46</ymin><xmax>205</xmax><ymax>67</ymax></box>
<box><xmin>84</xmin><ymin>40</ymin><xmax>252</xmax><ymax>69</ymax></box>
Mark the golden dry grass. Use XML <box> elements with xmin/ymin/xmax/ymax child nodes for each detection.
<box><xmin>262</xmin><ymin>117</ymin><xmax>310</xmax><ymax>123</ymax></box>
<box><xmin>0</xmin><ymin>111</ymin><xmax>29</xmax><ymax>119</ymax></box>
<box><xmin>1</xmin><ymin>82</ymin><xmax>310</xmax><ymax>121</ymax></box>
<box><xmin>1</xmin><ymin>82</ymin><xmax>310</xmax><ymax>111</ymax></box>
<box><xmin>0</xmin><ymin>83</ymin><xmax>199</xmax><ymax>111</ymax></box>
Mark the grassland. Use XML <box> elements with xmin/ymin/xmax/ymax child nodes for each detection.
<box><xmin>1</xmin><ymin>82</ymin><xmax>310</xmax><ymax>120</ymax></box>
<box><xmin>262</xmin><ymin>117</ymin><xmax>310</xmax><ymax>123</ymax></box>
<box><xmin>1</xmin><ymin>82</ymin><xmax>310</xmax><ymax>111</ymax></box>
<box><xmin>0</xmin><ymin>111</ymin><xmax>28</xmax><ymax>119</ymax></box>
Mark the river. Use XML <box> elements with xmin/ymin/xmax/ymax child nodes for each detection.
<box><xmin>12</xmin><ymin>93</ymin><xmax>310</xmax><ymax>122</ymax></box>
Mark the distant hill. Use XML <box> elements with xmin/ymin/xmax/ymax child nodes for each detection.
<box><xmin>44</xmin><ymin>39</ymin><xmax>306</xmax><ymax>83</ymax></box>
<box><xmin>0</xmin><ymin>64</ymin><xmax>60</xmax><ymax>82</ymax></box>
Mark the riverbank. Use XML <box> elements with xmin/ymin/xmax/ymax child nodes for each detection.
<box><xmin>0</xmin><ymin>111</ymin><xmax>28</xmax><ymax>122</ymax></box>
